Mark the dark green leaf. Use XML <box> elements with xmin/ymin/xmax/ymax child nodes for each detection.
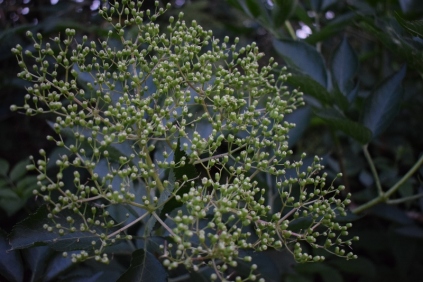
<box><xmin>117</xmin><ymin>249</ymin><xmax>168</xmax><ymax>282</ymax></box>
<box><xmin>9</xmin><ymin>205</ymin><xmax>118</xmax><ymax>251</ymax></box>
<box><xmin>305</xmin><ymin>12</ymin><xmax>356</xmax><ymax>45</ymax></box>
<box><xmin>287</xmin><ymin>74</ymin><xmax>331</xmax><ymax>105</ymax></box>
<box><xmin>293</xmin><ymin>4</ymin><xmax>314</xmax><ymax>27</ymax></box>
<box><xmin>329</xmin><ymin>257</ymin><xmax>376</xmax><ymax>279</ymax></box>
<box><xmin>398</xmin><ymin>0</ymin><xmax>423</xmax><ymax>14</ymax></box>
<box><xmin>347</xmin><ymin>82</ymin><xmax>359</xmax><ymax>103</ymax></box>
<box><xmin>331</xmin><ymin>37</ymin><xmax>358</xmax><ymax>99</ymax></box>
<box><xmin>0</xmin><ymin>23</ymin><xmax>35</xmax><ymax>42</ymax></box>
<box><xmin>62</xmin><ymin>272</ymin><xmax>103</xmax><ymax>282</ymax></box>
<box><xmin>362</xmin><ymin>66</ymin><xmax>406</xmax><ymax>139</ymax></box>
<box><xmin>140</xmin><ymin>236</ymin><xmax>169</xmax><ymax>256</ymax></box>
<box><xmin>58</xmin><ymin>257</ymin><xmax>125</xmax><ymax>282</ymax></box>
<box><xmin>286</xmin><ymin>106</ymin><xmax>311</xmax><ymax>147</ymax></box>
<box><xmin>309</xmin><ymin>0</ymin><xmax>322</xmax><ymax>12</ymax></box>
<box><xmin>235</xmin><ymin>0</ymin><xmax>271</xmax><ymax>27</ymax></box>
<box><xmin>16</xmin><ymin>175</ymin><xmax>38</xmax><ymax>198</ymax></box>
<box><xmin>321</xmin><ymin>0</ymin><xmax>337</xmax><ymax>10</ymax></box>
<box><xmin>0</xmin><ymin>189</ymin><xmax>24</xmax><ymax>216</ymax></box>
<box><xmin>245</xmin><ymin>0</ymin><xmax>261</xmax><ymax>18</ymax></box>
<box><xmin>22</xmin><ymin>246</ymin><xmax>54</xmax><ymax>282</ymax></box>
<box><xmin>0</xmin><ymin>229</ymin><xmax>23</xmax><ymax>282</ymax></box>
<box><xmin>235</xmin><ymin>249</ymin><xmax>288</xmax><ymax>281</ymax></box>
<box><xmin>188</xmin><ymin>268</ymin><xmax>216</xmax><ymax>281</ymax></box>
<box><xmin>0</xmin><ymin>188</ymin><xmax>19</xmax><ymax>199</ymax></box>
<box><xmin>273</xmin><ymin>39</ymin><xmax>327</xmax><ymax>87</ymax></box>
<box><xmin>331</xmin><ymin>89</ymin><xmax>350</xmax><ymax>112</ymax></box>
<box><xmin>0</xmin><ymin>159</ymin><xmax>9</xmax><ymax>177</ymax></box>
<box><xmin>10</xmin><ymin>159</ymin><xmax>29</xmax><ymax>182</ymax></box>
<box><xmin>159</xmin><ymin>139</ymin><xmax>198</xmax><ymax>219</ymax></box>
<box><xmin>359</xmin><ymin>20</ymin><xmax>423</xmax><ymax>72</ymax></box>
<box><xmin>395</xmin><ymin>12</ymin><xmax>423</xmax><ymax>38</ymax></box>
<box><xmin>309</xmin><ymin>0</ymin><xmax>336</xmax><ymax>12</ymax></box>
<box><xmin>44</xmin><ymin>252</ymin><xmax>77</xmax><ymax>281</ymax></box>
<box><xmin>315</xmin><ymin>109</ymin><xmax>372</xmax><ymax>144</ymax></box>
<box><xmin>272</xmin><ymin>0</ymin><xmax>298</xmax><ymax>28</ymax></box>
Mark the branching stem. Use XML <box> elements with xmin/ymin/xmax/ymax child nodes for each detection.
<box><xmin>362</xmin><ymin>144</ymin><xmax>383</xmax><ymax>196</ymax></box>
<box><xmin>107</xmin><ymin>211</ymin><xmax>150</xmax><ymax>239</ymax></box>
<box><xmin>353</xmin><ymin>153</ymin><xmax>423</xmax><ymax>214</ymax></box>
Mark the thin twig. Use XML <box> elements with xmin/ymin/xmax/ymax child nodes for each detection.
<box><xmin>353</xmin><ymin>153</ymin><xmax>423</xmax><ymax>214</ymax></box>
<box><xmin>152</xmin><ymin>211</ymin><xmax>177</xmax><ymax>237</ymax></box>
<box><xmin>107</xmin><ymin>211</ymin><xmax>150</xmax><ymax>239</ymax></box>
<box><xmin>362</xmin><ymin>144</ymin><xmax>383</xmax><ymax>196</ymax></box>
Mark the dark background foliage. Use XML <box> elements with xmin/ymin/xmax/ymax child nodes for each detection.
<box><xmin>1</xmin><ymin>0</ymin><xmax>423</xmax><ymax>281</ymax></box>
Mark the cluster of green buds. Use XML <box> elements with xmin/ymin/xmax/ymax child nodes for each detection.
<box><xmin>11</xmin><ymin>0</ymin><xmax>357</xmax><ymax>280</ymax></box>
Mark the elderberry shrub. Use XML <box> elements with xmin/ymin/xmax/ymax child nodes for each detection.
<box><xmin>11</xmin><ymin>0</ymin><xmax>357</xmax><ymax>280</ymax></box>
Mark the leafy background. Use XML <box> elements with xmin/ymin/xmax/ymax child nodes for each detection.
<box><xmin>1</xmin><ymin>0</ymin><xmax>423</xmax><ymax>281</ymax></box>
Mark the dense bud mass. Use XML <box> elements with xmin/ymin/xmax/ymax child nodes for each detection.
<box><xmin>12</xmin><ymin>0</ymin><xmax>356</xmax><ymax>280</ymax></box>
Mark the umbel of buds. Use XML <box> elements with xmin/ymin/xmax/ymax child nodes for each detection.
<box><xmin>11</xmin><ymin>0</ymin><xmax>357</xmax><ymax>280</ymax></box>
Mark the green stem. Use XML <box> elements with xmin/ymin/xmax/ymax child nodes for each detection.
<box><xmin>385</xmin><ymin>153</ymin><xmax>423</xmax><ymax>198</ymax></box>
<box><xmin>363</xmin><ymin>144</ymin><xmax>383</xmax><ymax>196</ymax></box>
<box><xmin>107</xmin><ymin>211</ymin><xmax>150</xmax><ymax>239</ymax></box>
<box><xmin>152</xmin><ymin>212</ymin><xmax>176</xmax><ymax>237</ymax></box>
<box><xmin>284</xmin><ymin>21</ymin><xmax>296</xmax><ymax>40</ymax></box>
<box><xmin>351</xmin><ymin>194</ymin><xmax>386</xmax><ymax>214</ymax></box>
<box><xmin>352</xmin><ymin>153</ymin><xmax>423</xmax><ymax>214</ymax></box>
<box><xmin>143</xmin><ymin>145</ymin><xmax>165</xmax><ymax>193</ymax></box>
<box><xmin>387</xmin><ymin>193</ymin><xmax>423</xmax><ymax>205</ymax></box>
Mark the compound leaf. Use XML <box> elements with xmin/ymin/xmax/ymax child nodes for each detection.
<box><xmin>9</xmin><ymin>205</ymin><xmax>118</xmax><ymax>251</ymax></box>
<box><xmin>273</xmin><ymin>38</ymin><xmax>328</xmax><ymax>87</ymax></box>
<box><xmin>287</xmin><ymin>73</ymin><xmax>332</xmax><ymax>105</ymax></box>
<box><xmin>331</xmin><ymin>37</ymin><xmax>358</xmax><ymax>99</ymax></box>
<box><xmin>117</xmin><ymin>249</ymin><xmax>167</xmax><ymax>282</ymax></box>
<box><xmin>0</xmin><ymin>229</ymin><xmax>23</xmax><ymax>282</ymax></box>
<box><xmin>315</xmin><ymin>109</ymin><xmax>372</xmax><ymax>144</ymax></box>
<box><xmin>362</xmin><ymin>66</ymin><xmax>406</xmax><ymax>140</ymax></box>
<box><xmin>0</xmin><ymin>159</ymin><xmax>9</xmax><ymax>177</ymax></box>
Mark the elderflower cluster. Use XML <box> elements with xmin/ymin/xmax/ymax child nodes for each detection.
<box><xmin>11</xmin><ymin>0</ymin><xmax>357</xmax><ymax>280</ymax></box>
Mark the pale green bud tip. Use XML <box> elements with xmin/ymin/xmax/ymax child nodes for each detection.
<box><xmin>26</xmin><ymin>164</ymin><xmax>35</xmax><ymax>170</ymax></box>
<box><xmin>10</xmin><ymin>105</ymin><xmax>17</xmax><ymax>111</ymax></box>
